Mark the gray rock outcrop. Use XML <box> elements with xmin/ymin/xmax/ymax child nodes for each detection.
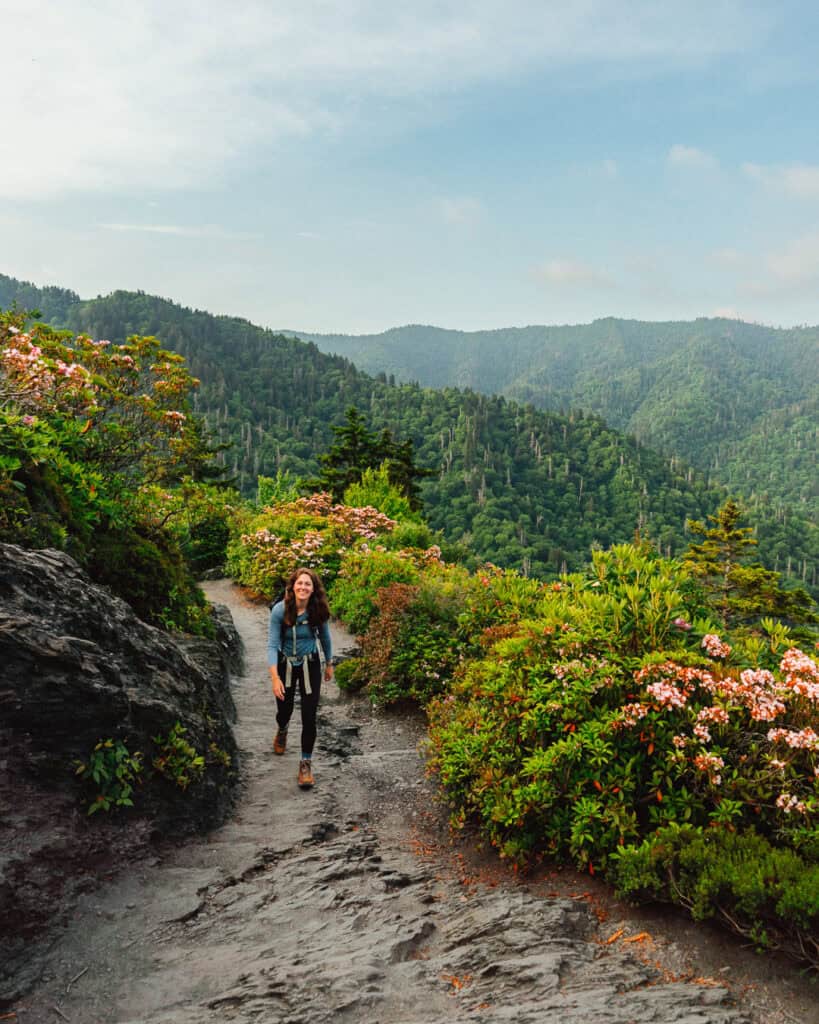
<box><xmin>0</xmin><ymin>543</ymin><xmax>242</xmax><ymax>986</ymax></box>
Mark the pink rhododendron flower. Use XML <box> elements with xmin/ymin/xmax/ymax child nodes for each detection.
<box><xmin>646</xmin><ymin>680</ymin><xmax>690</xmax><ymax>709</ymax></box>
<box><xmin>697</xmin><ymin>706</ymin><xmax>730</xmax><ymax>725</ymax></box>
<box><xmin>620</xmin><ymin>703</ymin><xmax>649</xmax><ymax>726</ymax></box>
<box><xmin>693</xmin><ymin>752</ymin><xmax>724</xmax><ymax>784</ymax></box>
<box><xmin>702</xmin><ymin>634</ymin><xmax>732</xmax><ymax>659</ymax></box>
<box><xmin>776</xmin><ymin>793</ymin><xmax>807</xmax><ymax>815</ymax></box>
<box><xmin>767</xmin><ymin>726</ymin><xmax>819</xmax><ymax>750</ymax></box>
<box><xmin>780</xmin><ymin>648</ymin><xmax>819</xmax><ymax>701</ymax></box>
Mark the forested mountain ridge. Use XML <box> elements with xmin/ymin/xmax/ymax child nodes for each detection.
<box><xmin>1</xmin><ymin>274</ymin><xmax>814</xmax><ymax>587</ymax></box>
<box><xmin>294</xmin><ymin>319</ymin><xmax>819</xmax><ymax>523</ymax></box>
<box><xmin>0</xmin><ymin>276</ymin><xmax>81</xmax><ymax>324</ymax></box>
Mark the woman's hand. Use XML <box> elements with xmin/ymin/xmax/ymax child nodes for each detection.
<box><xmin>324</xmin><ymin>663</ymin><xmax>334</xmax><ymax>683</ymax></box>
<box><xmin>270</xmin><ymin>673</ymin><xmax>285</xmax><ymax>701</ymax></box>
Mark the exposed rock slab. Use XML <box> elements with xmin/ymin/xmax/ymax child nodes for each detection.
<box><xmin>0</xmin><ymin>545</ymin><xmax>241</xmax><ymax>989</ymax></box>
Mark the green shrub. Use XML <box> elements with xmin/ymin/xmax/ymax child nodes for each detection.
<box><xmin>334</xmin><ymin>657</ymin><xmax>367</xmax><ymax>693</ymax></box>
<box><xmin>257</xmin><ymin>470</ymin><xmax>302</xmax><ymax>506</ymax></box>
<box><xmin>152</xmin><ymin>722</ymin><xmax>206</xmax><ymax>790</ymax></box>
<box><xmin>611</xmin><ymin>824</ymin><xmax>819</xmax><ymax>967</ymax></box>
<box><xmin>183</xmin><ymin>513</ymin><xmax>230</xmax><ymax>573</ymax></box>
<box><xmin>357</xmin><ymin>565</ymin><xmax>475</xmax><ymax>706</ymax></box>
<box><xmin>455</xmin><ymin>564</ymin><xmax>546</xmax><ymax>638</ymax></box>
<box><xmin>74</xmin><ymin>738</ymin><xmax>144</xmax><ymax>815</ymax></box>
<box><xmin>383</xmin><ymin>519</ymin><xmax>438</xmax><ymax>552</ymax></box>
<box><xmin>135</xmin><ymin>480</ymin><xmax>242</xmax><ymax>576</ymax></box>
<box><xmin>0</xmin><ymin>411</ymin><xmax>108</xmax><ymax>553</ymax></box>
<box><xmin>331</xmin><ymin>547</ymin><xmax>421</xmax><ymax>634</ymax></box>
<box><xmin>342</xmin><ymin>463</ymin><xmax>422</xmax><ymax>523</ymax></box>
<box><xmin>87</xmin><ymin>525</ymin><xmax>213</xmax><ymax>636</ymax></box>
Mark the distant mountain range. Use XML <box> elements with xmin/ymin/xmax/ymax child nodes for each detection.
<box><xmin>1</xmin><ymin>273</ymin><xmax>815</xmax><ymax>589</ymax></box>
<box><xmin>292</xmin><ymin>319</ymin><xmax>819</xmax><ymax>528</ymax></box>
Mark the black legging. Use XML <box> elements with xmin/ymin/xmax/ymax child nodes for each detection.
<box><xmin>275</xmin><ymin>652</ymin><xmax>322</xmax><ymax>756</ymax></box>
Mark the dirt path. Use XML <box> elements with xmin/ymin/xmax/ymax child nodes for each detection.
<box><xmin>13</xmin><ymin>582</ymin><xmax>817</xmax><ymax>1024</ymax></box>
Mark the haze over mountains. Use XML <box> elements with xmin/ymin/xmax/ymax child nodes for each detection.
<box><xmin>1</xmin><ymin>273</ymin><xmax>816</xmax><ymax>590</ymax></box>
<box><xmin>293</xmin><ymin>319</ymin><xmax>819</xmax><ymax>526</ymax></box>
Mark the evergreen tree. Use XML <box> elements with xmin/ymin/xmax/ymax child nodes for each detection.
<box><xmin>685</xmin><ymin>500</ymin><xmax>815</xmax><ymax>626</ymax></box>
<box><xmin>316</xmin><ymin>407</ymin><xmax>430</xmax><ymax>508</ymax></box>
<box><xmin>374</xmin><ymin>430</ymin><xmax>431</xmax><ymax>511</ymax></box>
<box><xmin>316</xmin><ymin>407</ymin><xmax>378</xmax><ymax>497</ymax></box>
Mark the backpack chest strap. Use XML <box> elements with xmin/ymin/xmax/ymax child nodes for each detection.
<box><xmin>280</xmin><ymin>618</ymin><xmax>325</xmax><ymax>696</ymax></box>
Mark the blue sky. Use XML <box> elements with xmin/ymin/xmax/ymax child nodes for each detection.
<box><xmin>4</xmin><ymin>1</ymin><xmax>819</xmax><ymax>333</ymax></box>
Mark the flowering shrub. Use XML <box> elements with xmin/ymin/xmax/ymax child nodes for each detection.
<box><xmin>428</xmin><ymin>632</ymin><xmax>818</xmax><ymax>857</ymax></box>
<box><xmin>1</xmin><ymin>317</ymin><xmax>199</xmax><ymax>483</ymax></box>
<box><xmin>225</xmin><ymin>493</ymin><xmax>399</xmax><ymax>599</ymax></box>
<box><xmin>1</xmin><ymin>309</ymin><xmax>215</xmax><ymax>633</ymax></box>
<box><xmin>701</xmin><ymin>633</ymin><xmax>732</xmax><ymax>659</ymax></box>
<box><xmin>610</xmin><ymin>646</ymin><xmax>818</xmax><ymax>847</ymax></box>
<box><xmin>420</xmin><ymin>546</ymin><xmax>818</xmax><ymax>964</ymax></box>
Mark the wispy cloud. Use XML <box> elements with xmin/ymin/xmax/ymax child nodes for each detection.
<box><xmin>0</xmin><ymin>1</ymin><xmax>771</xmax><ymax>200</ymax></box>
<box><xmin>99</xmin><ymin>223</ymin><xmax>260</xmax><ymax>241</ymax></box>
<box><xmin>534</xmin><ymin>259</ymin><xmax>615</xmax><ymax>290</ymax></box>
<box><xmin>708</xmin><ymin>246</ymin><xmax>748</xmax><ymax>270</ymax></box>
<box><xmin>739</xmin><ymin>231</ymin><xmax>819</xmax><ymax>300</ymax></box>
<box><xmin>439</xmin><ymin>196</ymin><xmax>485</xmax><ymax>227</ymax></box>
<box><xmin>766</xmin><ymin>231</ymin><xmax>819</xmax><ymax>284</ymax></box>
<box><xmin>743</xmin><ymin>161</ymin><xmax>819</xmax><ymax>199</ymax></box>
<box><xmin>668</xmin><ymin>144</ymin><xmax>718</xmax><ymax>169</ymax></box>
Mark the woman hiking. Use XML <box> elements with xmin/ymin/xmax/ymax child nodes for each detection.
<box><xmin>267</xmin><ymin>567</ymin><xmax>334</xmax><ymax>788</ymax></box>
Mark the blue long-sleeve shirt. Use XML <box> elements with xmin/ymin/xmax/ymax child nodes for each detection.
<box><xmin>267</xmin><ymin>600</ymin><xmax>332</xmax><ymax>667</ymax></box>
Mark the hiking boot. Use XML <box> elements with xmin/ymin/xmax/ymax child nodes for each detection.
<box><xmin>297</xmin><ymin>759</ymin><xmax>314</xmax><ymax>788</ymax></box>
<box><xmin>273</xmin><ymin>729</ymin><xmax>288</xmax><ymax>755</ymax></box>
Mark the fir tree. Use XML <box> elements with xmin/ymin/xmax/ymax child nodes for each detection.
<box><xmin>316</xmin><ymin>407</ymin><xmax>430</xmax><ymax>508</ymax></box>
<box><xmin>685</xmin><ymin>500</ymin><xmax>815</xmax><ymax>626</ymax></box>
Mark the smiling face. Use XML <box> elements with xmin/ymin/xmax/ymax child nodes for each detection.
<box><xmin>293</xmin><ymin>572</ymin><xmax>314</xmax><ymax>608</ymax></box>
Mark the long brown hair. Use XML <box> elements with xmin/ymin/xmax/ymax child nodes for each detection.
<box><xmin>283</xmin><ymin>567</ymin><xmax>330</xmax><ymax>628</ymax></box>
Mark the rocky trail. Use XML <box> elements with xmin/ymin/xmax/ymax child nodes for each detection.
<box><xmin>9</xmin><ymin>581</ymin><xmax>817</xmax><ymax>1024</ymax></box>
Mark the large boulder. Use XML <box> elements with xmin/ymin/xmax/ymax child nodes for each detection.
<box><xmin>0</xmin><ymin>543</ymin><xmax>242</xmax><ymax>984</ymax></box>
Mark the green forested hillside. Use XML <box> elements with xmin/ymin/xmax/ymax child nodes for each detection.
<box><xmin>1</xmin><ymin>274</ymin><xmax>814</xmax><ymax>586</ymax></box>
<box><xmin>297</xmin><ymin>319</ymin><xmax>819</xmax><ymax>524</ymax></box>
<box><xmin>0</xmin><ymin>276</ymin><xmax>81</xmax><ymax>324</ymax></box>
